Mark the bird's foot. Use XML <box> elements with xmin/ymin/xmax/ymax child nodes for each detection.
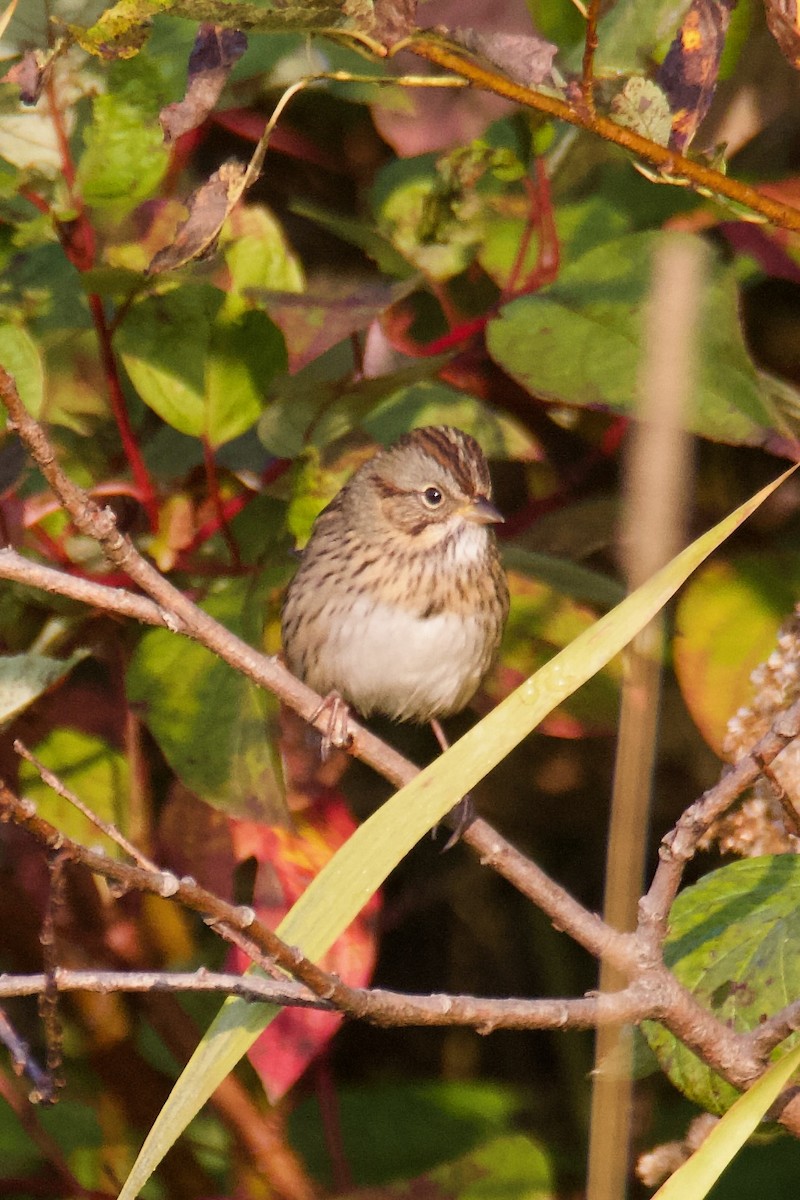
<box><xmin>310</xmin><ymin>691</ymin><xmax>353</xmax><ymax>761</ymax></box>
<box><xmin>428</xmin><ymin>719</ymin><xmax>477</xmax><ymax>848</ymax></box>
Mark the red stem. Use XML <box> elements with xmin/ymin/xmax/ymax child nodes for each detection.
<box><xmin>87</xmin><ymin>294</ymin><xmax>159</xmax><ymax>531</ymax></box>
<box><xmin>201</xmin><ymin>437</ymin><xmax>240</xmax><ymax>566</ymax></box>
<box><xmin>314</xmin><ymin>1056</ymin><xmax>353</xmax><ymax>1192</ymax></box>
<box><xmin>45</xmin><ymin>72</ymin><xmax>159</xmax><ymax>531</ymax></box>
<box><xmin>46</xmin><ymin>75</ymin><xmax>75</xmax><ymax>192</ymax></box>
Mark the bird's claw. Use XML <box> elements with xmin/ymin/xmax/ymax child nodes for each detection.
<box><xmin>437</xmin><ymin>794</ymin><xmax>476</xmax><ymax>851</ymax></box>
<box><xmin>310</xmin><ymin>691</ymin><xmax>353</xmax><ymax>761</ymax></box>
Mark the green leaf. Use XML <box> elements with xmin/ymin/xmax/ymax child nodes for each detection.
<box><xmin>420</xmin><ymin>1135</ymin><xmax>553</xmax><ymax>1200</ymax></box>
<box><xmin>19</xmin><ymin>729</ymin><xmax>130</xmax><ymax>857</ymax></box>
<box><xmin>652</xmin><ymin>1039</ymin><xmax>800</xmax><ymax>1200</ymax></box>
<box><xmin>223</xmin><ymin>205</ymin><xmax>305</xmax><ymax>296</ymax></box>
<box><xmin>610</xmin><ymin>77</ymin><xmax>673</xmax><ymax>145</ymax></box>
<box><xmin>70</xmin><ymin>0</ymin><xmax>376</xmax><ymax>55</ymax></box>
<box><xmin>644</xmin><ymin>857</ymin><xmax>800</xmax><ymax>1116</ymax></box>
<box><xmin>206</xmin><ymin>302</ymin><xmax>287</xmax><ymax>448</ymax></box>
<box><xmin>126</xmin><ymin>578</ymin><xmax>286</xmax><ymax>822</ymax></box>
<box><xmin>0</xmin><ymin>323</ymin><xmax>44</xmax><ymax>416</ymax></box>
<box><xmin>290</xmin><ymin>1082</ymin><xmax>530</xmax><ymax>1186</ymax></box>
<box><xmin>0</xmin><ymin>650</ymin><xmax>87</xmax><ymax>727</ymax></box>
<box><xmin>363</xmin><ymin>381</ymin><xmax>532</xmax><ymax>460</ymax></box>
<box><xmin>371</xmin><ymin>152</ymin><xmax>491</xmax><ymax>282</ymax></box>
<box><xmin>566</xmin><ymin>0</ymin><xmax>694</xmax><ymax>74</ymax></box>
<box><xmin>486</xmin><ymin>231</ymin><xmax>787</xmax><ymax>449</ymax></box>
<box><xmin>259</xmin><ymin>369</ymin><xmax>414</xmax><ymax>460</ymax></box>
<box><xmin>502</xmin><ymin>548</ymin><xmax>624</xmax><ymax>610</ymax></box>
<box><xmin>117</xmin><ymin>285</ymin><xmax>220</xmax><ymax>437</ymax></box>
<box><xmin>117</xmin><ymin>466</ymin><xmax>795</xmax><ymax>1200</ymax></box>
<box><xmin>117</xmin><ymin>286</ymin><xmax>285</xmax><ymax>444</ymax></box>
<box><xmin>285</xmin><ymin>446</ymin><xmax>360</xmax><ymax>545</ymax></box>
<box><xmin>290</xmin><ymin>199</ymin><xmax>418</xmax><ymax>279</ymax></box>
<box><xmin>480</xmin><ymin>194</ymin><xmax>631</xmax><ymax>289</ymax></box>
<box><xmin>674</xmin><ymin>553</ymin><xmax>800</xmax><ymax>754</ymax></box>
<box><xmin>76</xmin><ymin>91</ymin><xmax>168</xmax><ymax>214</ymax></box>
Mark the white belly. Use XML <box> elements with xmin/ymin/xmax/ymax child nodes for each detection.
<box><xmin>315</xmin><ymin>595</ymin><xmax>489</xmax><ymax>722</ymax></box>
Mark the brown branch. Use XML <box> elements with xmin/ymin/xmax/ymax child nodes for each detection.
<box><xmin>38</xmin><ymin>853</ymin><xmax>65</xmax><ymax>1104</ymax></box>
<box><xmin>581</xmin><ymin>0</ymin><xmax>601</xmax><ymax>114</ymax></box>
<box><xmin>749</xmin><ymin>996</ymin><xmax>800</xmax><ymax>1058</ymax></box>
<box><xmin>639</xmin><ymin>696</ymin><xmax>800</xmax><ymax>946</ymax></box>
<box><xmin>0</xmin><ymin>780</ymin><xmax>351</xmax><ymax>1008</ymax></box>
<box><xmin>0</xmin><ymin>547</ymin><xmax>173</xmax><ymax>626</ymax></box>
<box><xmin>0</xmin><ymin>969</ymin><xmax>662</xmax><ymax>1032</ymax></box>
<box><xmin>405</xmin><ymin>36</ymin><xmax>800</xmax><ymax>233</ymax></box>
<box><xmin>0</xmin><ymin>777</ymin><xmax>786</xmax><ymax>1118</ymax></box>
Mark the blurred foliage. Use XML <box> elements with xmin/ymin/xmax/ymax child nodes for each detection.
<box><xmin>2</xmin><ymin>0</ymin><xmax>800</xmax><ymax>1196</ymax></box>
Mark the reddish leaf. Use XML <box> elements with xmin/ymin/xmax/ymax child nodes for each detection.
<box><xmin>259</xmin><ymin>278</ymin><xmax>417</xmax><ymax>373</ymax></box>
<box><xmin>212</xmin><ymin>108</ymin><xmax>344</xmax><ymax>172</ymax></box>
<box><xmin>228</xmin><ymin>793</ymin><xmax>380</xmax><ymax>1101</ymax></box>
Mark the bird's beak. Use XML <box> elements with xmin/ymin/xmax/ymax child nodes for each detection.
<box><xmin>464</xmin><ymin>495</ymin><xmax>504</xmax><ymax>525</ymax></box>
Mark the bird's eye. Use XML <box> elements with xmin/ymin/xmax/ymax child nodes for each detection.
<box><xmin>422</xmin><ymin>486</ymin><xmax>443</xmax><ymax>508</ymax></box>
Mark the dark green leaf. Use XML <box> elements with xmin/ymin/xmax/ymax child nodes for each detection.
<box><xmin>643</xmin><ymin>857</ymin><xmax>800</xmax><ymax>1114</ymax></box>
<box><xmin>289</xmin><ymin>1081</ymin><xmax>530</xmax><ymax>1187</ymax></box>
<box><xmin>501</xmin><ymin>547</ymin><xmax>624</xmax><ymax>609</ymax></box>
<box><xmin>486</xmin><ymin>231</ymin><xmax>786</xmax><ymax>448</ymax></box>
<box><xmin>126</xmin><ymin>577</ymin><xmax>287</xmax><ymax>821</ymax></box>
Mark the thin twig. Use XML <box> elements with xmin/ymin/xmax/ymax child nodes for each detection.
<box><xmin>0</xmin><ymin>969</ymin><xmax>659</xmax><ymax>1031</ymax></box>
<box><xmin>0</xmin><ymin>1010</ymin><xmax>54</xmax><ymax>1102</ymax></box>
<box><xmin>0</xmin><ymin>547</ymin><xmax>174</xmax><ymax>627</ymax></box>
<box><xmin>38</xmin><ymin>853</ymin><xmax>66</xmax><ymax>1104</ymax></box>
<box><xmin>581</xmin><ymin>0</ymin><xmax>601</xmax><ymax>114</ymax></box>
<box><xmin>639</xmin><ymin>696</ymin><xmax>800</xmax><ymax>946</ymax></box>
<box><xmin>14</xmin><ymin>740</ymin><xmax>160</xmax><ymax>872</ymax></box>
<box><xmin>406</xmin><ymin>36</ymin><xmax>800</xmax><ymax>233</ymax></box>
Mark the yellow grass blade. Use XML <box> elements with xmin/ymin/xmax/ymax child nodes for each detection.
<box><xmin>653</xmin><ymin>1042</ymin><xmax>800</xmax><ymax>1200</ymax></box>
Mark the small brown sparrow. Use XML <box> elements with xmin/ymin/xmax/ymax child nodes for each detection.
<box><xmin>281</xmin><ymin>426</ymin><xmax>509</xmax><ymax>754</ymax></box>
